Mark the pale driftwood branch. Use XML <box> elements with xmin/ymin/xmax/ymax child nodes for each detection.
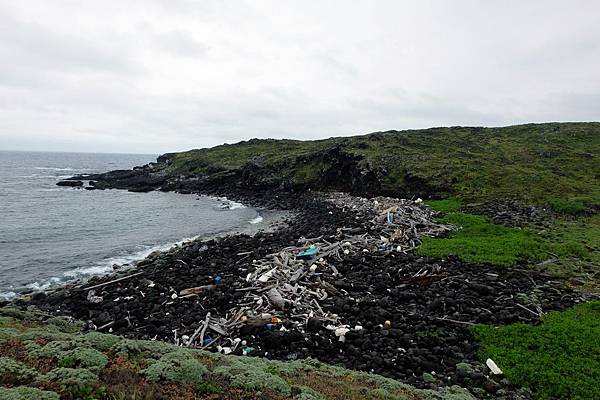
<box><xmin>84</xmin><ymin>272</ymin><xmax>145</xmax><ymax>290</ymax></box>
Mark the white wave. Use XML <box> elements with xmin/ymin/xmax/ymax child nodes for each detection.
<box><xmin>35</xmin><ymin>167</ymin><xmax>75</xmax><ymax>171</ymax></box>
<box><xmin>62</xmin><ymin>235</ymin><xmax>202</xmax><ymax>281</ymax></box>
<box><xmin>25</xmin><ymin>277</ymin><xmax>61</xmax><ymax>291</ymax></box>
<box><xmin>19</xmin><ymin>174</ymin><xmax>75</xmax><ymax>179</ymax></box>
<box><xmin>249</xmin><ymin>215</ymin><xmax>264</xmax><ymax>224</ymax></box>
<box><xmin>0</xmin><ymin>291</ymin><xmax>17</xmax><ymax>300</ymax></box>
<box><xmin>216</xmin><ymin>196</ymin><xmax>247</xmax><ymax>210</ymax></box>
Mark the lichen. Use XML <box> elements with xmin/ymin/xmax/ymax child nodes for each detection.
<box><xmin>213</xmin><ymin>358</ymin><xmax>291</xmax><ymax>395</ymax></box>
<box><xmin>143</xmin><ymin>350</ymin><xmax>208</xmax><ymax>387</ymax></box>
<box><xmin>80</xmin><ymin>331</ymin><xmax>122</xmax><ymax>351</ymax></box>
<box><xmin>111</xmin><ymin>338</ymin><xmax>174</xmax><ymax>358</ymax></box>
<box><xmin>0</xmin><ymin>386</ymin><xmax>60</xmax><ymax>400</ymax></box>
<box><xmin>294</xmin><ymin>386</ymin><xmax>325</xmax><ymax>400</ymax></box>
<box><xmin>45</xmin><ymin>316</ymin><xmax>82</xmax><ymax>333</ymax></box>
<box><xmin>40</xmin><ymin>367</ymin><xmax>98</xmax><ymax>388</ymax></box>
<box><xmin>19</xmin><ymin>327</ymin><xmax>72</xmax><ymax>342</ymax></box>
<box><xmin>0</xmin><ymin>316</ymin><xmax>16</xmax><ymax>326</ymax></box>
<box><xmin>59</xmin><ymin>348</ymin><xmax>108</xmax><ymax>372</ymax></box>
<box><xmin>0</xmin><ymin>327</ymin><xmax>19</xmax><ymax>345</ymax></box>
<box><xmin>26</xmin><ymin>339</ymin><xmax>78</xmax><ymax>359</ymax></box>
<box><xmin>0</xmin><ymin>357</ymin><xmax>39</xmax><ymax>384</ymax></box>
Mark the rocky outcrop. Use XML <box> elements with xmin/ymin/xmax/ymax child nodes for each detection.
<box><xmin>56</xmin><ymin>180</ymin><xmax>83</xmax><ymax>187</ymax></box>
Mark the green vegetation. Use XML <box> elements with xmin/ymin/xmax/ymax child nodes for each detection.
<box><xmin>162</xmin><ymin>123</ymin><xmax>600</xmax><ymax>206</ymax></box>
<box><xmin>0</xmin><ymin>307</ymin><xmax>473</xmax><ymax>400</ymax></box>
<box><xmin>419</xmin><ymin>200</ymin><xmax>600</xmax><ymax>291</ymax></box>
<box><xmin>0</xmin><ymin>386</ymin><xmax>59</xmax><ymax>400</ymax></box>
<box><xmin>425</xmin><ymin>198</ymin><xmax>464</xmax><ymax>213</ymax></box>
<box><xmin>418</xmin><ymin>212</ymin><xmax>546</xmax><ymax>266</ymax></box>
<box><xmin>143</xmin><ymin>351</ymin><xmax>208</xmax><ymax>388</ymax></box>
<box><xmin>473</xmin><ymin>301</ymin><xmax>600</xmax><ymax>400</ymax></box>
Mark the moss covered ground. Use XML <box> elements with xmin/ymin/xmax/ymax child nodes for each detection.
<box><xmin>0</xmin><ymin>307</ymin><xmax>473</xmax><ymax>400</ymax></box>
<box><xmin>473</xmin><ymin>301</ymin><xmax>600</xmax><ymax>400</ymax></box>
<box><xmin>419</xmin><ymin>199</ymin><xmax>600</xmax><ymax>400</ymax></box>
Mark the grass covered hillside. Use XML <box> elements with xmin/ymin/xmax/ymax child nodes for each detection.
<box><xmin>162</xmin><ymin>122</ymin><xmax>600</xmax><ymax>207</ymax></box>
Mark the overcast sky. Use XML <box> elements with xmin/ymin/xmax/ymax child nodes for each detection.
<box><xmin>0</xmin><ymin>1</ymin><xmax>599</xmax><ymax>154</ymax></box>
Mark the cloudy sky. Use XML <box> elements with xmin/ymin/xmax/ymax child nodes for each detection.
<box><xmin>0</xmin><ymin>1</ymin><xmax>598</xmax><ymax>154</ymax></box>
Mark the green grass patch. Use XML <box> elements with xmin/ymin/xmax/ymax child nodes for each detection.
<box><xmin>418</xmin><ymin>212</ymin><xmax>546</xmax><ymax>266</ymax></box>
<box><xmin>425</xmin><ymin>198</ymin><xmax>463</xmax><ymax>213</ymax></box>
<box><xmin>549</xmin><ymin>198</ymin><xmax>590</xmax><ymax>216</ymax></box>
<box><xmin>473</xmin><ymin>301</ymin><xmax>600</xmax><ymax>400</ymax></box>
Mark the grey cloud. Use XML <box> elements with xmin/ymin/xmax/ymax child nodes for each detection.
<box><xmin>0</xmin><ymin>10</ymin><xmax>138</xmax><ymax>76</ymax></box>
<box><xmin>0</xmin><ymin>1</ymin><xmax>599</xmax><ymax>154</ymax></box>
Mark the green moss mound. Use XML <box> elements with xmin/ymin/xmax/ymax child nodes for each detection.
<box><xmin>58</xmin><ymin>348</ymin><xmax>108</xmax><ymax>372</ymax></box>
<box><xmin>473</xmin><ymin>301</ymin><xmax>600</xmax><ymax>400</ymax></box>
<box><xmin>143</xmin><ymin>350</ymin><xmax>208</xmax><ymax>387</ymax></box>
<box><xmin>213</xmin><ymin>358</ymin><xmax>292</xmax><ymax>395</ymax></box>
<box><xmin>0</xmin><ymin>386</ymin><xmax>59</xmax><ymax>400</ymax></box>
<box><xmin>0</xmin><ymin>357</ymin><xmax>38</xmax><ymax>385</ymax></box>
<box><xmin>40</xmin><ymin>367</ymin><xmax>98</xmax><ymax>388</ymax></box>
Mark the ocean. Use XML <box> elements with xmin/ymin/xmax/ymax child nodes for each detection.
<box><xmin>0</xmin><ymin>151</ymin><xmax>263</xmax><ymax>299</ymax></box>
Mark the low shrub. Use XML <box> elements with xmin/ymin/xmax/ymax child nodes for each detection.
<box><xmin>0</xmin><ymin>357</ymin><xmax>39</xmax><ymax>384</ymax></box>
<box><xmin>213</xmin><ymin>358</ymin><xmax>291</xmax><ymax>395</ymax></box>
<box><xmin>59</xmin><ymin>348</ymin><xmax>108</xmax><ymax>372</ymax></box>
<box><xmin>40</xmin><ymin>367</ymin><xmax>98</xmax><ymax>388</ymax></box>
<box><xmin>143</xmin><ymin>350</ymin><xmax>208</xmax><ymax>387</ymax></box>
<box><xmin>0</xmin><ymin>386</ymin><xmax>59</xmax><ymax>400</ymax></box>
<box><xmin>473</xmin><ymin>301</ymin><xmax>600</xmax><ymax>400</ymax></box>
<box><xmin>80</xmin><ymin>331</ymin><xmax>122</xmax><ymax>351</ymax></box>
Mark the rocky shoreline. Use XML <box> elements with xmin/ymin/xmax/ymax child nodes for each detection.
<box><xmin>15</xmin><ymin>175</ymin><xmax>586</xmax><ymax>399</ymax></box>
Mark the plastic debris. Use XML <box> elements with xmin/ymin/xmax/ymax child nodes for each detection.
<box><xmin>486</xmin><ymin>358</ymin><xmax>503</xmax><ymax>375</ymax></box>
<box><xmin>297</xmin><ymin>246</ymin><xmax>320</xmax><ymax>260</ymax></box>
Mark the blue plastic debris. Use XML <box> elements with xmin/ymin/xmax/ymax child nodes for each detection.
<box><xmin>297</xmin><ymin>246</ymin><xmax>319</xmax><ymax>260</ymax></box>
<box><xmin>214</xmin><ymin>275</ymin><xmax>223</xmax><ymax>284</ymax></box>
<box><xmin>387</xmin><ymin>211</ymin><xmax>394</xmax><ymax>224</ymax></box>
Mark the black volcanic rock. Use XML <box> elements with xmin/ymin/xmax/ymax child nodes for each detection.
<box><xmin>57</xmin><ymin>180</ymin><xmax>84</xmax><ymax>187</ymax></box>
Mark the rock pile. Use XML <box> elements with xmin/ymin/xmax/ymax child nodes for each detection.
<box><xmin>25</xmin><ymin>192</ymin><xmax>582</xmax><ymax>399</ymax></box>
<box><xmin>462</xmin><ymin>200</ymin><xmax>550</xmax><ymax>226</ymax></box>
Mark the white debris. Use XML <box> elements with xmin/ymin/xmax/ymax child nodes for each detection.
<box><xmin>486</xmin><ymin>358</ymin><xmax>503</xmax><ymax>375</ymax></box>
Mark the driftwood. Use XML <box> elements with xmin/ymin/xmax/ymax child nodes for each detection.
<box><xmin>180</xmin><ymin>285</ymin><xmax>216</xmax><ymax>296</ymax></box>
<box><xmin>176</xmin><ymin>193</ymin><xmax>457</xmax><ymax>349</ymax></box>
<box><xmin>84</xmin><ymin>272</ymin><xmax>145</xmax><ymax>290</ymax></box>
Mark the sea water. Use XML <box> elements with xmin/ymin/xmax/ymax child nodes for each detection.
<box><xmin>0</xmin><ymin>151</ymin><xmax>262</xmax><ymax>299</ymax></box>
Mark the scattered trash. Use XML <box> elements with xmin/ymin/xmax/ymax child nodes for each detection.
<box><xmin>86</xmin><ymin>290</ymin><xmax>103</xmax><ymax>304</ymax></box>
<box><xmin>179</xmin><ymin>284</ymin><xmax>216</xmax><ymax>296</ymax></box>
<box><xmin>486</xmin><ymin>358</ymin><xmax>503</xmax><ymax>375</ymax></box>
<box><xmin>297</xmin><ymin>246</ymin><xmax>320</xmax><ymax>260</ymax></box>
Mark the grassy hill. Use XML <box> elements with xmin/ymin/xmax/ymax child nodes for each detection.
<box><xmin>162</xmin><ymin>122</ymin><xmax>600</xmax><ymax>208</ymax></box>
